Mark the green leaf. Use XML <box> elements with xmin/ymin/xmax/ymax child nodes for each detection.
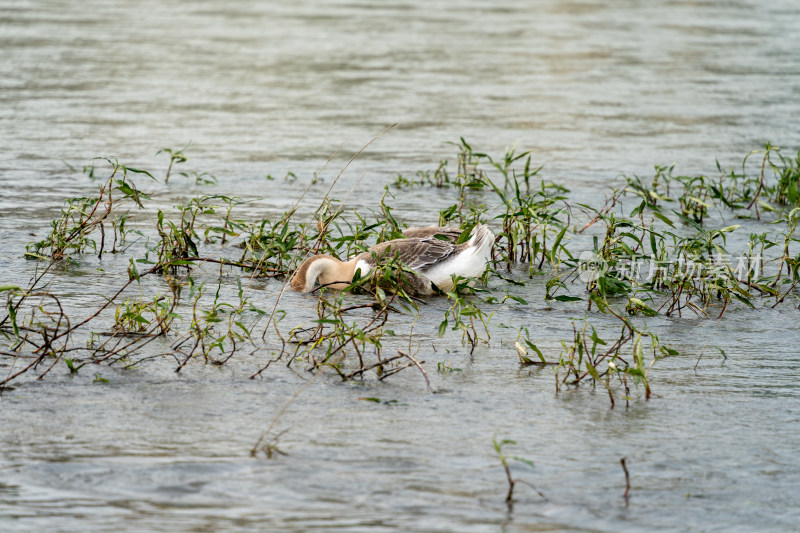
<box><xmin>588</xmin><ymin>327</ymin><xmax>607</xmax><ymax>346</ymax></box>
<box><xmin>551</xmin><ymin>295</ymin><xmax>582</xmax><ymax>302</ymax></box>
<box><xmin>627</xmin><ymin>297</ymin><xmax>658</xmax><ymax>316</ymax></box>
<box><xmin>456</xmin><ymin>223</ymin><xmax>476</xmax><ymax>244</ymax></box>
<box><xmin>185</xmin><ymin>235</ymin><xmax>199</xmax><ymax>256</ymax></box>
<box><xmin>122</xmin><ymin>166</ymin><xmax>156</xmax><ymax>180</ymax></box>
<box><xmin>585</xmin><ymin>359</ymin><xmax>601</xmax><ymax>381</ymax></box>
<box><xmin>671</xmin><ymin>209</ymin><xmax>704</xmax><ymax>231</ymax></box>
<box><xmin>714</xmin><ymin>346</ymin><xmax>727</xmax><ymax>360</ymax></box>
<box><xmin>114</xmin><ymin>180</ymin><xmax>151</xmax><ymax>207</ymax></box>
<box><xmin>550</xmin><ymin>225</ymin><xmax>568</xmax><ymax>260</ymax></box>
<box><xmin>626</xmin><ymin>367</ymin><xmax>645</xmax><ymax>378</ymax></box>
<box><xmin>630</xmin><ymin>199</ymin><xmax>646</xmax><ymax>217</ymax></box>
<box><xmin>523</xmin><ymin>340</ymin><xmax>546</xmax><ymax>363</ymax></box>
<box><xmin>518</xmin><ymin>353</ymin><xmax>534</xmax><ymax>365</ymax></box>
<box><xmin>313</xmin><ymin>318</ymin><xmax>343</xmax><ymax>325</ymax></box>
<box><xmin>511</xmin><ymin>456</ymin><xmax>535</xmax><ymax>468</ymax></box>
<box><xmin>8</xmin><ymin>301</ymin><xmax>19</xmax><ymax>339</ymax></box>
<box><xmin>688</xmin><ymin>196</ymin><xmax>712</xmax><ymax>208</ymax></box>
<box><xmin>719</xmin><ymin>224</ymin><xmax>740</xmax><ymax>233</ymax></box>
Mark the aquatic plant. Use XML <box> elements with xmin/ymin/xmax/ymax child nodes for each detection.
<box><xmin>492</xmin><ymin>436</ymin><xmax>545</xmax><ymax>504</ymax></box>
<box><xmin>113</xmin><ymin>294</ymin><xmax>177</xmax><ymax>335</ymax></box>
<box><xmin>624</xmin><ymin>143</ymin><xmax>800</xmax><ymax>221</ymax></box>
<box><xmin>26</xmin><ymin>158</ymin><xmax>151</xmax><ymax>261</ymax></box>
<box><xmin>157</xmin><ymin>145</ymin><xmax>188</xmax><ymax>183</ymax></box>
<box><xmin>439</xmin><ymin>276</ymin><xmax>493</xmax><ymax>354</ymax></box>
<box><xmin>3</xmin><ymin>138</ymin><xmax>799</xmax><ymax>414</ymax></box>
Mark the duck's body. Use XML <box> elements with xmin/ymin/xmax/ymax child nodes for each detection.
<box><xmin>399</xmin><ymin>225</ymin><xmax>463</xmax><ymax>241</ymax></box>
<box><xmin>290</xmin><ymin>225</ymin><xmax>494</xmax><ymax>295</ymax></box>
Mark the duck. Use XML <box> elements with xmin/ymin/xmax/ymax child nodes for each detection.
<box><xmin>290</xmin><ymin>224</ymin><xmax>494</xmax><ymax>295</ymax></box>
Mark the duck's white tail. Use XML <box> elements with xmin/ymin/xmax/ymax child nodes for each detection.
<box><xmin>469</xmin><ymin>223</ymin><xmax>495</xmax><ymax>261</ymax></box>
<box><xmin>422</xmin><ymin>223</ymin><xmax>495</xmax><ymax>291</ymax></box>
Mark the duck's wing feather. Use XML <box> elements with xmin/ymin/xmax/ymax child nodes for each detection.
<box><xmin>365</xmin><ymin>237</ymin><xmax>457</xmax><ymax>271</ymax></box>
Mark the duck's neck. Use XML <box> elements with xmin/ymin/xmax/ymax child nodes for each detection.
<box><xmin>292</xmin><ymin>255</ymin><xmax>359</xmax><ymax>292</ymax></box>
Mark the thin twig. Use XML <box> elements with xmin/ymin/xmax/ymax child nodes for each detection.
<box><xmin>397</xmin><ymin>350</ymin><xmax>433</xmax><ymax>393</ymax></box>
<box><xmin>621</xmin><ymin>457</ymin><xmax>631</xmax><ymax>504</ymax></box>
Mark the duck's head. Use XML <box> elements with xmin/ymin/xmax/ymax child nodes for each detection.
<box><xmin>290</xmin><ymin>255</ymin><xmax>352</xmax><ymax>292</ymax></box>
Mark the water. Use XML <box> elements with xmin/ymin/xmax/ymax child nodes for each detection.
<box><xmin>2</xmin><ymin>0</ymin><xmax>800</xmax><ymax>531</ymax></box>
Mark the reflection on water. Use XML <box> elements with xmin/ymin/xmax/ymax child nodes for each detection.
<box><xmin>1</xmin><ymin>0</ymin><xmax>800</xmax><ymax>531</ymax></box>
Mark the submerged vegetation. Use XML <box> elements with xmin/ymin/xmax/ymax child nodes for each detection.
<box><xmin>2</xmin><ymin>138</ymin><xmax>799</xmax><ymax>423</ymax></box>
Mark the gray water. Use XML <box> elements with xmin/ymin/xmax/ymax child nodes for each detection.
<box><xmin>2</xmin><ymin>0</ymin><xmax>800</xmax><ymax>531</ymax></box>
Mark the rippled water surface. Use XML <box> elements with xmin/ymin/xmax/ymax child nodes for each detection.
<box><xmin>2</xmin><ymin>1</ymin><xmax>800</xmax><ymax>531</ymax></box>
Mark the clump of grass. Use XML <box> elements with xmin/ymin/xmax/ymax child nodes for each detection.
<box><xmin>519</xmin><ymin>311</ymin><xmax>678</xmax><ymax>407</ymax></box>
<box><xmin>113</xmin><ymin>294</ymin><xmax>177</xmax><ymax>335</ymax></box>
<box><xmin>157</xmin><ymin>145</ymin><xmax>188</xmax><ymax>183</ymax></box>
<box><xmin>278</xmin><ymin>254</ymin><xmax>429</xmax><ymax>385</ymax></box>
<box><xmin>26</xmin><ymin>158</ymin><xmax>151</xmax><ymax>261</ymax></box>
<box><xmin>624</xmin><ymin>142</ymin><xmax>800</xmax><ymax>221</ymax></box>
<box><xmin>393</xmin><ymin>159</ymin><xmax>451</xmax><ymax>188</ymax></box>
<box><xmin>493</xmin><ymin>436</ymin><xmax>545</xmax><ymax>504</ymax></box>
<box><xmin>439</xmin><ymin>276</ymin><xmax>493</xmax><ymax>354</ymax></box>
<box><xmin>239</xmin><ymin>213</ymin><xmax>314</xmax><ymax>278</ymax></box>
